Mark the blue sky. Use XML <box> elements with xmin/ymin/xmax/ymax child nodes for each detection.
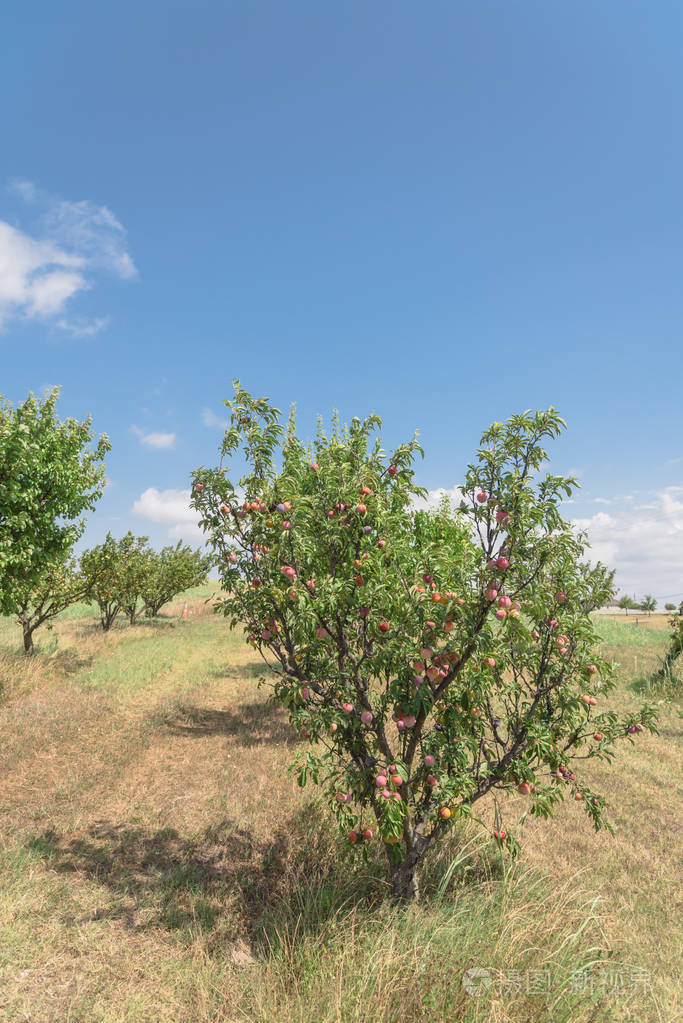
<box><xmin>1</xmin><ymin>1</ymin><xmax>681</xmax><ymax>604</ymax></box>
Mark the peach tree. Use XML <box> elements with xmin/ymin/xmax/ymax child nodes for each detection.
<box><xmin>192</xmin><ymin>384</ymin><xmax>657</xmax><ymax>901</ymax></box>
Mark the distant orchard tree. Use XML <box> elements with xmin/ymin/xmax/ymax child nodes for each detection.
<box><xmin>0</xmin><ymin>388</ymin><xmax>110</xmax><ymax>653</ymax></box>
<box><xmin>81</xmin><ymin>533</ymin><xmax>150</xmax><ymax>630</ymax></box>
<box><xmin>640</xmin><ymin>595</ymin><xmax>657</xmax><ymax>615</ymax></box>
<box><xmin>664</xmin><ymin>603</ymin><xmax>676</xmax><ymax>612</ymax></box>
<box><xmin>14</xmin><ymin>560</ymin><xmax>87</xmax><ymax>655</ymax></box>
<box><xmin>617</xmin><ymin>595</ymin><xmax>638</xmax><ymax>615</ymax></box>
<box><xmin>140</xmin><ymin>541</ymin><xmax>212</xmax><ymax>618</ymax></box>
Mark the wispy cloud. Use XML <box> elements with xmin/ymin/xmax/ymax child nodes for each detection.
<box><xmin>56</xmin><ymin>316</ymin><xmax>109</xmax><ymax>337</ymax></box>
<box><xmin>0</xmin><ymin>179</ymin><xmax>136</xmax><ymax>335</ymax></box>
<box><xmin>133</xmin><ymin>487</ymin><xmax>203</xmax><ymax>542</ymax></box>
<box><xmin>130</xmin><ymin>425</ymin><xmax>176</xmax><ymax>450</ymax></box>
<box><xmin>202</xmin><ymin>407</ymin><xmax>229</xmax><ymax>429</ymax></box>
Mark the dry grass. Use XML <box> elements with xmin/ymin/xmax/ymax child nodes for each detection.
<box><xmin>0</xmin><ymin>595</ymin><xmax>680</xmax><ymax>1022</ymax></box>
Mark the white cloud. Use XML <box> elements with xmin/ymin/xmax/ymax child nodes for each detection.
<box><xmin>413</xmin><ymin>484</ymin><xmax>463</xmax><ymax>512</ymax></box>
<box><xmin>202</xmin><ymin>407</ymin><xmax>228</xmax><ymax>429</ymax></box>
<box><xmin>572</xmin><ymin>486</ymin><xmax>683</xmax><ymax>604</ymax></box>
<box><xmin>130</xmin><ymin>425</ymin><xmax>176</xmax><ymax>450</ymax></box>
<box><xmin>593</xmin><ymin>497</ymin><xmax>612</xmax><ymax>505</ymax></box>
<box><xmin>0</xmin><ymin>180</ymin><xmax>136</xmax><ymax>334</ymax></box>
<box><xmin>133</xmin><ymin>487</ymin><xmax>204</xmax><ymax>542</ymax></box>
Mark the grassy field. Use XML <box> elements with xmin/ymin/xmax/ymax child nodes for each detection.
<box><xmin>0</xmin><ymin>591</ymin><xmax>680</xmax><ymax>1022</ymax></box>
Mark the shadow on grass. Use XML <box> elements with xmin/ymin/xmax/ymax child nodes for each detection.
<box><xmin>25</xmin><ymin>802</ymin><xmax>396</xmax><ymax>949</ymax></box>
<box><xmin>210</xmin><ymin>661</ymin><xmax>272</xmax><ymax>681</ymax></box>
<box><xmin>164</xmin><ymin>696</ymin><xmax>297</xmax><ymax>746</ymax></box>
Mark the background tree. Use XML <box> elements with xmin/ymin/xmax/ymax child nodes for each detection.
<box><xmin>140</xmin><ymin>541</ymin><xmax>212</xmax><ymax>618</ymax></box>
<box><xmin>119</xmin><ymin>536</ymin><xmax>154</xmax><ymax>624</ymax></box>
<box><xmin>81</xmin><ymin>533</ymin><xmax>149</xmax><ymax>630</ymax></box>
<box><xmin>640</xmin><ymin>595</ymin><xmax>657</xmax><ymax>615</ymax></box>
<box><xmin>617</xmin><ymin>595</ymin><xmax>638</xmax><ymax>614</ymax></box>
<box><xmin>13</xmin><ymin>559</ymin><xmax>86</xmax><ymax>655</ymax></box>
<box><xmin>192</xmin><ymin>385</ymin><xmax>657</xmax><ymax>902</ymax></box>
<box><xmin>0</xmin><ymin>389</ymin><xmax>110</xmax><ymax>647</ymax></box>
<box><xmin>654</xmin><ymin>611</ymin><xmax>683</xmax><ymax>684</ymax></box>
<box><xmin>664</xmin><ymin>603</ymin><xmax>676</xmax><ymax>612</ymax></box>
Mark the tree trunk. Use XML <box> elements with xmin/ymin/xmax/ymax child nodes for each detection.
<box><xmin>22</xmin><ymin>623</ymin><xmax>35</xmax><ymax>655</ymax></box>
<box><xmin>390</xmin><ymin>853</ymin><xmax>420</xmax><ymax>902</ymax></box>
<box><xmin>387</xmin><ymin>828</ymin><xmax>426</xmax><ymax>903</ymax></box>
<box><xmin>101</xmin><ymin>607</ymin><xmax>118</xmax><ymax>630</ymax></box>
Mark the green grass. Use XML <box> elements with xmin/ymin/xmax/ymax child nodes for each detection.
<box><xmin>0</xmin><ymin>599</ymin><xmax>679</xmax><ymax>1021</ymax></box>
